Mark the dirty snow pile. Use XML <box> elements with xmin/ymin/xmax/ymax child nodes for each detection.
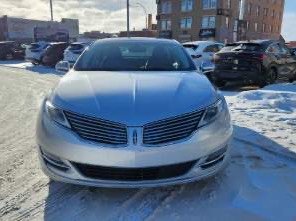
<box><xmin>0</xmin><ymin>66</ymin><xmax>296</xmax><ymax>221</ymax></box>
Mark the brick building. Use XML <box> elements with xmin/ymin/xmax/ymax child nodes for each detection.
<box><xmin>156</xmin><ymin>0</ymin><xmax>285</xmax><ymax>43</ymax></box>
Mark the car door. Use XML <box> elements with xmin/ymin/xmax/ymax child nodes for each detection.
<box><xmin>266</xmin><ymin>43</ymin><xmax>284</xmax><ymax>73</ymax></box>
<box><xmin>279</xmin><ymin>44</ymin><xmax>296</xmax><ymax>78</ymax></box>
<box><xmin>202</xmin><ymin>44</ymin><xmax>221</xmax><ymax>69</ymax></box>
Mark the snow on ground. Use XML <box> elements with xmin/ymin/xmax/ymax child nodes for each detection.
<box><xmin>0</xmin><ymin>64</ymin><xmax>296</xmax><ymax>221</ymax></box>
<box><xmin>0</xmin><ymin>60</ymin><xmax>60</xmax><ymax>75</ymax></box>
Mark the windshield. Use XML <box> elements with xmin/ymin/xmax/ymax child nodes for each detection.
<box><xmin>74</xmin><ymin>41</ymin><xmax>196</xmax><ymax>72</ymax></box>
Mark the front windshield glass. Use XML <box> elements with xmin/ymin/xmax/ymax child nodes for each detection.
<box><xmin>74</xmin><ymin>41</ymin><xmax>196</xmax><ymax>72</ymax></box>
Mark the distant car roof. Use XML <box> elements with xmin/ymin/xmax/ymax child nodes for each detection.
<box><xmin>234</xmin><ymin>39</ymin><xmax>276</xmax><ymax>46</ymax></box>
<box><xmin>0</xmin><ymin>41</ymin><xmax>15</xmax><ymax>44</ymax></box>
<box><xmin>94</xmin><ymin>37</ymin><xmax>179</xmax><ymax>45</ymax></box>
<box><xmin>183</xmin><ymin>41</ymin><xmax>222</xmax><ymax>45</ymax></box>
<box><xmin>182</xmin><ymin>41</ymin><xmax>223</xmax><ymax>51</ymax></box>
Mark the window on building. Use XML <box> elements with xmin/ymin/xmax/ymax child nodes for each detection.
<box><xmin>272</xmin><ymin>10</ymin><xmax>275</xmax><ymax>18</ymax></box>
<box><xmin>225</xmin><ymin>17</ymin><xmax>230</xmax><ymax>29</ymax></box>
<box><xmin>254</xmin><ymin>22</ymin><xmax>258</xmax><ymax>32</ymax></box>
<box><xmin>246</xmin><ymin>21</ymin><xmax>250</xmax><ymax>30</ymax></box>
<box><xmin>247</xmin><ymin>3</ymin><xmax>252</xmax><ymax>15</ymax></box>
<box><xmin>263</xmin><ymin>23</ymin><xmax>266</xmax><ymax>32</ymax></box>
<box><xmin>161</xmin><ymin>20</ymin><xmax>172</xmax><ymax>30</ymax></box>
<box><xmin>181</xmin><ymin>0</ymin><xmax>193</xmax><ymax>12</ymax></box>
<box><xmin>202</xmin><ymin>0</ymin><xmax>217</xmax><ymax>9</ymax></box>
<box><xmin>226</xmin><ymin>0</ymin><xmax>231</xmax><ymax>9</ymax></box>
<box><xmin>263</xmin><ymin>8</ymin><xmax>268</xmax><ymax>16</ymax></box>
<box><xmin>161</xmin><ymin>1</ymin><xmax>172</xmax><ymax>14</ymax></box>
<box><xmin>180</xmin><ymin>17</ymin><xmax>192</xmax><ymax>29</ymax></box>
<box><xmin>202</xmin><ymin>16</ymin><xmax>216</xmax><ymax>28</ymax></box>
<box><xmin>256</xmin><ymin>6</ymin><xmax>260</xmax><ymax>16</ymax></box>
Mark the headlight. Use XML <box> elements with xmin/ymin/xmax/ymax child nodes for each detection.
<box><xmin>199</xmin><ymin>99</ymin><xmax>225</xmax><ymax>127</ymax></box>
<box><xmin>44</xmin><ymin>100</ymin><xmax>71</xmax><ymax>128</ymax></box>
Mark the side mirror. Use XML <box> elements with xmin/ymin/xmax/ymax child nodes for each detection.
<box><xmin>55</xmin><ymin>61</ymin><xmax>70</xmax><ymax>73</ymax></box>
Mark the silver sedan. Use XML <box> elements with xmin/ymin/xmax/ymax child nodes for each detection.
<box><xmin>36</xmin><ymin>38</ymin><xmax>232</xmax><ymax>188</ymax></box>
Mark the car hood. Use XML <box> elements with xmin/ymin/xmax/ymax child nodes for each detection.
<box><xmin>51</xmin><ymin>71</ymin><xmax>218</xmax><ymax>126</ymax></box>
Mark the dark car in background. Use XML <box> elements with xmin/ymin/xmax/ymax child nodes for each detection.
<box><xmin>42</xmin><ymin>42</ymin><xmax>68</xmax><ymax>67</ymax></box>
<box><xmin>0</xmin><ymin>41</ymin><xmax>25</xmax><ymax>60</ymax></box>
<box><xmin>212</xmin><ymin>40</ymin><xmax>296</xmax><ymax>87</ymax></box>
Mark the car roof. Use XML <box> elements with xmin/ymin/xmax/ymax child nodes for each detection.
<box><xmin>182</xmin><ymin>41</ymin><xmax>223</xmax><ymax>51</ymax></box>
<box><xmin>0</xmin><ymin>41</ymin><xmax>15</xmax><ymax>44</ymax></box>
<box><xmin>94</xmin><ymin>37</ymin><xmax>179</xmax><ymax>45</ymax></box>
<box><xmin>235</xmin><ymin>39</ymin><xmax>276</xmax><ymax>45</ymax></box>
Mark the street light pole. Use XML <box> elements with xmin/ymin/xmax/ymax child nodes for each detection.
<box><xmin>49</xmin><ymin>0</ymin><xmax>53</xmax><ymax>21</ymax></box>
<box><xmin>127</xmin><ymin>0</ymin><xmax>130</xmax><ymax>37</ymax></box>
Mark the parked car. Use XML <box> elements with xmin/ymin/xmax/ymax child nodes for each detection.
<box><xmin>183</xmin><ymin>41</ymin><xmax>224</xmax><ymax>68</ymax></box>
<box><xmin>0</xmin><ymin>41</ymin><xmax>25</xmax><ymax>60</ymax></box>
<box><xmin>25</xmin><ymin>41</ymin><xmax>49</xmax><ymax>65</ymax></box>
<box><xmin>63</xmin><ymin>42</ymin><xmax>91</xmax><ymax>66</ymax></box>
<box><xmin>42</xmin><ymin>42</ymin><xmax>68</xmax><ymax>67</ymax></box>
<box><xmin>37</xmin><ymin>38</ymin><xmax>232</xmax><ymax>188</ymax></box>
<box><xmin>213</xmin><ymin>40</ymin><xmax>296</xmax><ymax>87</ymax></box>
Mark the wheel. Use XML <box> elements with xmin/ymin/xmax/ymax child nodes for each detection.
<box><xmin>259</xmin><ymin>68</ymin><xmax>277</xmax><ymax>87</ymax></box>
<box><xmin>215</xmin><ymin>80</ymin><xmax>226</xmax><ymax>87</ymax></box>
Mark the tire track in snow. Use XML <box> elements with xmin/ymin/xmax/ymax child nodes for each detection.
<box><xmin>108</xmin><ymin>187</ymin><xmax>181</xmax><ymax>221</ymax></box>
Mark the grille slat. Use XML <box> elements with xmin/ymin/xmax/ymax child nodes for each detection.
<box><xmin>70</xmin><ymin>122</ymin><xmax>127</xmax><ymax>138</ymax></box>
<box><xmin>144</xmin><ymin>116</ymin><xmax>202</xmax><ymax>132</ymax></box>
<box><xmin>144</xmin><ymin>128</ymin><xmax>195</xmax><ymax>140</ymax></box>
<box><xmin>64</xmin><ymin>111</ymin><xmax>127</xmax><ymax>145</ymax></box>
<box><xmin>68</xmin><ymin>117</ymin><xmax>126</xmax><ymax>133</ymax></box>
<box><xmin>143</xmin><ymin>110</ymin><xmax>204</xmax><ymax>145</ymax></box>
<box><xmin>144</xmin><ymin>119</ymin><xmax>199</xmax><ymax>134</ymax></box>
<box><xmin>145</xmin><ymin>112</ymin><xmax>203</xmax><ymax>130</ymax></box>
<box><xmin>66</xmin><ymin>112</ymin><xmax>126</xmax><ymax>131</ymax></box>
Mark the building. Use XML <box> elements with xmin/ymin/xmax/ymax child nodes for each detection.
<box><xmin>0</xmin><ymin>15</ymin><xmax>79</xmax><ymax>43</ymax></box>
<box><xmin>119</xmin><ymin>13</ymin><xmax>158</xmax><ymax>38</ymax></box>
<box><xmin>81</xmin><ymin>31</ymin><xmax>114</xmax><ymax>39</ymax></box>
<box><xmin>156</xmin><ymin>0</ymin><xmax>285</xmax><ymax>43</ymax></box>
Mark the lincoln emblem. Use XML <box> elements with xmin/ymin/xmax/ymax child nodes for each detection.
<box><xmin>133</xmin><ymin>130</ymin><xmax>137</xmax><ymax>145</ymax></box>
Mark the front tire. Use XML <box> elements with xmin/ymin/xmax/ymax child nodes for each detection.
<box><xmin>259</xmin><ymin>68</ymin><xmax>277</xmax><ymax>87</ymax></box>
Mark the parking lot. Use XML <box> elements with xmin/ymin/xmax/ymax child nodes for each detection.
<box><xmin>0</xmin><ymin>62</ymin><xmax>295</xmax><ymax>221</ymax></box>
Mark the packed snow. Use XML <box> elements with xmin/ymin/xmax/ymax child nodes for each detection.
<box><xmin>0</xmin><ymin>64</ymin><xmax>295</xmax><ymax>221</ymax></box>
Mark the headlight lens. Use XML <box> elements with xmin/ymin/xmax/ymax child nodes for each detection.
<box><xmin>44</xmin><ymin>100</ymin><xmax>71</xmax><ymax>128</ymax></box>
<box><xmin>199</xmin><ymin>99</ymin><xmax>225</xmax><ymax>127</ymax></box>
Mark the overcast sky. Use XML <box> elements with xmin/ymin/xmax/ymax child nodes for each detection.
<box><xmin>0</xmin><ymin>0</ymin><xmax>295</xmax><ymax>41</ymax></box>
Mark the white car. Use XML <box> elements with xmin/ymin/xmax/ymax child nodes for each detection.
<box><xmin>25</xmin><ymin>42</ymin><xmax>49</xmax><ymax>65</ymax></box>
<box><xmin>63</xmin><ymin>42</ymin><xmax>91</xmax><ymax>66</ymax></box>
<box><xmin>183</xmin><ymin>41</ymin><xmax>224</xmax><ymax>69</ymax></box>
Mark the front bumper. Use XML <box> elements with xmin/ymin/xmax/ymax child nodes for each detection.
<box><xmin>36</xmin><ymin>107</ymin><xmax>232</xmax><ymax>188</ymax></box>
<box><xmin>213</xmin><ymin>69</ymin><xmax>264</xmax><ymax>82</ymax></box>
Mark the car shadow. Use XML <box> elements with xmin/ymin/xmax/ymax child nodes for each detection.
<box><xmin>0</xmin><ymin>60</ymin><xmax>62</xmax><ymax>76</ymax></box>
<box><xmin>43</xmin><ymin>125</ymin><xmax>296</xmax><ymax>221</ymax></box>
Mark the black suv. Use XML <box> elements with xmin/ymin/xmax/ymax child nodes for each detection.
<box><xmin>41</xmin><ymin>42</ymin><xmax>68</xmax><ymax>67</ymax></box>
<box><xmin>0</xmin><ymin>41</ymin><xmax>25</xmax><ymax>60</ymax></box>
<box><xmin>212</xmin><ymin>40</ymin><xmax>296</xmax><ymax>87</ymax></box>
